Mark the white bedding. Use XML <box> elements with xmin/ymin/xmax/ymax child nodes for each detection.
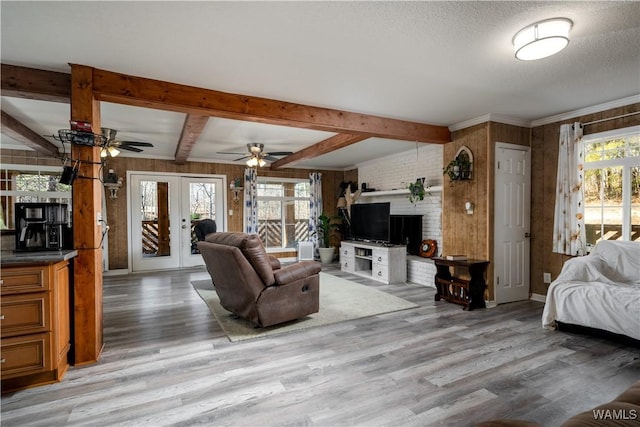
<box><xmin>542</xmin><ymin>240</ymin><xmax>640</xmax><ymax>340</ymax></box>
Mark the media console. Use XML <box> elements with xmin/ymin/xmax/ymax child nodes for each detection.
<box><xmin>340</xmin><ymin>240</ymin><xmax>407</xmax><ymax>284</ymax></box>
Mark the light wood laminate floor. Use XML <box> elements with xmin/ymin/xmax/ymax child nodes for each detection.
<box><xmin>2</xmin><ymin>264</ymin><xmax>639</xmax><ymax>426</ymax></box>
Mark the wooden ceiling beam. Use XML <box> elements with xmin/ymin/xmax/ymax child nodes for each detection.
<box><xmin>1</xmin><ymin>63</ymin><xmax>71</xmax><ymax>103</ymax></box>
<box><xmin>1</xmin><ymin>110</ymin><xmax>60</xmax><ymax>157</ymax></box>
<box><xmin>270</xmin><ymin>133</ymin><xmax>368</xmax><ymax>170</ymax></box>
<box><xmin>89</xmin><ymin>66</ymin><xmax>451</xmax><ymax>144</ymax></box>
<box><xmin>174</xmin><ymin>114</ymin><xmax>209</xmax><ymax>165</ymax></box>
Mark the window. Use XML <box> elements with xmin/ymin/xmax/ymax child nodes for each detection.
<box><xmin>256</xmin><ymin>178</ymin><xmax>310</xmax><ymax>250</ymax></box>
<box><xmin>583</xmin><ymin>126</ymin><xmax>639</xmax><ymax>246</ymax></box>
<box><xmin>0</xmin><ymin>164</ymin><xmax>71</xmax><ymax>229</ymax></box>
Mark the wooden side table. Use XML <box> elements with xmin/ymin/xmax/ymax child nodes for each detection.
<box><xmin>433</xmin><ymin>257</ymin><xmax>489</xmax><ymax>310</ymax></box>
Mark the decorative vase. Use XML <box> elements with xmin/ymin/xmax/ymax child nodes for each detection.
<box><xmin>318</xmin><ymin>247</ymin><xmax>335</xmax><ymax>264</ymax></box>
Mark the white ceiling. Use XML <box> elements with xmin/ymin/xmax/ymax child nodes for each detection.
<box><xmin>1</xmin><ymin>1</ymin><xmax>639</xmax><ymax>169</ymax></box>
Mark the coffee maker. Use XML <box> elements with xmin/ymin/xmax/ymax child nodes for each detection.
<box><xmin>15</xmin><ymin>202</ymin><xmax>73</xmax><ymax>252</ymax></box>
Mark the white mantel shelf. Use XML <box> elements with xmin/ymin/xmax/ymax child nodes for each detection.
<box><xmin>359</xmin><ymin>186</ymin><xmax>443</xmax><ymax>198</ymax></box>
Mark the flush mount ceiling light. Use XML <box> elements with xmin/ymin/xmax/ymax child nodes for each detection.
<box><xmin>513</xmin><ymin>18</ymin><xmax>573</xmax><ymax>60</ymax></box>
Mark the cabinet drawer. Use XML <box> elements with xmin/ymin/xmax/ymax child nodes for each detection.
<box><xmin>341</xmin><ymin>245</ymin><xmax>354</xmax><ymax>258</ymax></box>
<box><xmin>342</xmin><ymin>259</ymin><xmax>355</xmax><ymax>272</ymax></box>
<box><xmin>1</xmin><ymin>333</ymin><xmax>52</xmax><ymax>379</ymax></box>
<box><xmin>1</xmin><ymin>293</ymin><xmax>50</xmax><ymax>337</ymax></box>
<box><xmin>372</xmin><ymin>250</ymin><xmax>388</xmax><ymax>266</ymax></box>
<box><xmin>0</xmin><ymin>266</ymin><xmax>49</xmax><ymax>295</ymax></box>
<box><xmin>372</xmin><ymin>265</ymin><xmax>388</xmax><ymax>281</ymax></box>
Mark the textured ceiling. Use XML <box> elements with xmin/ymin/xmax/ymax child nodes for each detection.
<box><xmin>1</xmin><ymin>1</ymin><xmax>639</xmax><ymax>169</ymax></box>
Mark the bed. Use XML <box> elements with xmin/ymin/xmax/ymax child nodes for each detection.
<box><xmin>542</xmin><ymin>240</ymin><xmax>640</xmax><ymax>342</ymax></box>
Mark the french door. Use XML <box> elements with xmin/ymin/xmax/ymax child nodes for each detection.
<box><xmin>129</xmin><ymin>173</ymin><xmax>226</xmax><ymax>272</ymax></box>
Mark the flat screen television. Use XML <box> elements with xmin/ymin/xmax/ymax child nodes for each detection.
<box><xmin>390</xmin><ymin>215</ymin><xmax>423</xmax><ymax>255</ymax></box>
<box><xmin>350</xmin><ymin>202</ymin><xmax>390</xmax><ymax>243</ymax></box>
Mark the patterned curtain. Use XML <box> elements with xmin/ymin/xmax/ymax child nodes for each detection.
<box><xmin>552</xmin><ymin>122</ymin><xmax>586</xmax><ymax>255</ymax></box>
<box><xmin>243</xmin><ymin>167</ymin><xmax>258</xmax><ymax>234</ymax></box>
<box><xmin>309</xmin><ymin>172</ymin><xmax>323</xmax><ymax>250</ymax></box>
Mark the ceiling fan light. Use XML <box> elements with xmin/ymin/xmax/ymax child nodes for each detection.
<box><xmin>100</xmin><ymin>146</ymin><xmax>120</xmax><ymax>158</ymax></box>
<box><xmin>513</xmin><ymin>18</ymin><xmax>572</xmax><ymax>60</ymax></box>
<box><xmin>258</xmin><ymin>158</ymin><xmax>266</xmax><ymax>167</ymax></box>
<box><xmin>246</xmin><ymin>157</ymin><xmax>258</xmax><ymax>167</ymax></box>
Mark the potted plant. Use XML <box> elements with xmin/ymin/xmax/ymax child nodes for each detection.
<box><xmin>443</xmin><ymin>155</ymin><xmax>472</xmax><ymax>182</ymax></box>
<box><xmin>408</xmin><ymin>178</ymin><xmax>428</xmax><ymax>205</ymax></box>
<box><xmin>315</xmin><ymin>212</ymin><xmax>339</xmax><ymax>263</ymax></box>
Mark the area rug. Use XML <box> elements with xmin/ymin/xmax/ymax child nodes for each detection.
<box><xmin>191</xmin><ymin>272</ymin><xmax>418</xmax><ymax>342</ymax></box>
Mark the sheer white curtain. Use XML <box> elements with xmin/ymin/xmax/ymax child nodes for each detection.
<box><xmin>552</xmin><ymin>122</ymin><xmax>586</xmax><ymax>255</ymax></box>
<box><xmin>243</xmin><ymin>167</ymin><xmax>258</xmax><ymax>234</ymax></box>
<box><xmin>309</xmin><ymin>172</ymin><xmax>322</xmax><ymax>250</ymax></box>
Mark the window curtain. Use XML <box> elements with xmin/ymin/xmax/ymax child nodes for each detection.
<box><xmin>552</xmin><ymin>122</ymin><xmax>586</xmax><ymax>255</ymax></box>
<box><xmin>243</xmin><ymin>167</ymin><xmax>258</xmax><ymax>234</ymax></box>
<box><xmin>309</xmin><ymin>172</ymin><xmax>323</xmax><ymax>250</ymax></box>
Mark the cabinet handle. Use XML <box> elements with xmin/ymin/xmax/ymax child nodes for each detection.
<box><xmin>377</xmin><ymin>271</ymin><xmax>382</xmax><ymax>276</ymax></box>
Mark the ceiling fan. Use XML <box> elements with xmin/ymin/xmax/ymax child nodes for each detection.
<box><xmin>218</xmin><ymin>143</ymin><xmax>293</xmax><ymax>167</ymax></box>
<box><xmin>100</xmin><ymin>128</ymin><xmax>154</xmax><ymax>157</ymax></box>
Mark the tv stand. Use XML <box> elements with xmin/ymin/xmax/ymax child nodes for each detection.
<box><xmin>340</xmin><ymin>241</ymin><xmax>407</xmax><ymax>284</ymax></box>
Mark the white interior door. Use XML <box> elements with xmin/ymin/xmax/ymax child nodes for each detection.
<box><xmin>129</xmin><ymin>173</ymin><xmax>226</xmax><ymax>272</ymax></box>
<box><xmin>180</xmin><ymin>176</ymin><xmax>226</xmax><ymax>267</ymax></box>
<box><xmin>494</xmin><ymin>143</ymin><xmax>531</xmax><ymax>304</ymax></box>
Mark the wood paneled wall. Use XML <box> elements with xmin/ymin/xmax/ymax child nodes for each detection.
<box><xmin>530</xmin><ymin>102</ymin><xmax>640</xmax><ymax>296</ymax></box>
<box><xmin>444</xmin><ymin>122</ymin><xmax>529</xmax><ymax>301</ymax></box>
<box><xmin>103</xmin><ymin>157</ymin><xmax>346</xmax><ymax>269</ymax></box>
<box><xmin>0</xmin><ymin>148</ymin><xmax>62</xmax><ymax>167</ymax></box>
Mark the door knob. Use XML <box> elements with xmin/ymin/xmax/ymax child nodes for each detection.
<box><xmin>525</xmin><ymin>232</ymin><xmax>531</xmax><ymax>238</ymax></box>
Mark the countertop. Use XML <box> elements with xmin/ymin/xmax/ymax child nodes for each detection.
<box><xmin>1</xmin><ymin>249</ymin><xmax>78</xmax><ymax>266</ymax></box>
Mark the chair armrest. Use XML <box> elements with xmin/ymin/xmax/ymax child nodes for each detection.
<box><xmin>268</xmin><ymin>255</ymin><xmax>281</xmax><ymax>270</ymax></box>
<box><xmin>273</xmin><ymin>261</ymin><xmax>321</xmax><ymax>285</ymax></box>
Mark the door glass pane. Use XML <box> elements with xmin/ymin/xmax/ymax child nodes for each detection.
<box><xmin>189</xmin><ymin>182</ymin><xmax>217</xmax><ymax>254</ymax></box>
<box><xmin>258</xmin><ymin>200</ymin><xmax>282</xmax><ymax>249</ymax></box>
<box><xmin>632</xmin><ymin>166</ymin><xmax>639</xmax><ymax>241</ymax></box>
<box><xmin>140</xmin><ymin>180</ymin><xmax>171</xmax><ymax>257</ymax></box>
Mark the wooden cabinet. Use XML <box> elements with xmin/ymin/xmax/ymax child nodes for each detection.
<box><xmin>340</xmin><ymin>241</ymin><xmax>407</xmax><ymax>284</ymax></box>
<box><xmin>433</xmin><ymin>258</ymin><xmax>489</xmax><ymax>310</ymax></box>
<box><xmin>1</xmin><ymin>261</ymin><xmax>71</xmax><ymax>392</ymax></box>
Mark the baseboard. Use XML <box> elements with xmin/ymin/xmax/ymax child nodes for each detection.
<box><xmin>103</xmin><ymin>269</ymin><xmax>129</xmax><ymax>276</ymax></box>
<box><xmin>530</xmin><ymin>293</ymin><xmax>546</xmax><ymax>303</ymax></box>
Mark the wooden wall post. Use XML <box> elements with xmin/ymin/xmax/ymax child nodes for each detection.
<box><xmin>70</xmin><ymin>64</ymin><xmax>104</xmax><ymax>365</ymax></box>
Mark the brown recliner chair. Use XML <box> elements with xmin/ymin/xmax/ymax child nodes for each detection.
<box><xmin>197</xmin><ymin>232</ymin><xmax>322</xmax><ymax>327</ymax></box>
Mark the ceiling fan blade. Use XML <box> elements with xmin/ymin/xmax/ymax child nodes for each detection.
<box><xmin>118</xmin><ymin>145</ymin><xmax>144</xmax><ymax>153</ymax></box>
<box><xmin>266</xmin><ymin>151</ymin><xmax>294</xmax><ymax>156</ymax></box>
<box><xmin>217</xmin><ymin>151</ymin><xmax>246</xmax><ymax>155</ymax></box>
<box><xmin>264</xmin><ymin>155</ymin><xmax>280</xmax><ymax>162</ymax></box>
<box><xmin>233</xmin><ymin>155</ymin><xmax>250</xmax><ymax>161</ymax></box>
<box><xmin>120</xmin><ymin>141</ymin><xmax>154</xmax><ymax>147</ymax></box>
